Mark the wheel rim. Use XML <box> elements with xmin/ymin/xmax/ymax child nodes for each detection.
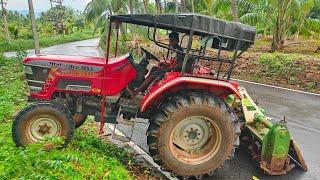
<box><xmin>169</xmin><ymin>116</ymin><xmax>222</xmax><ymax>165</ymax></box>
<box><xmin>26</xmin><ymin>115</ymin><xmax>61</xmax><ymax>142</ymax></box>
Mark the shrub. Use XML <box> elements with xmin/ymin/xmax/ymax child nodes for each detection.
<box><xmin>0</xmin><ymin>56</ymin><xmax>27</xmax><ymax>122</ymax></box>
<box><xmin>258</xmin><ymin>53</ymin><xmax>304</xmax><ymax>78</ymax></box>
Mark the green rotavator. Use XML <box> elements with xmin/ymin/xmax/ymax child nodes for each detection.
<box><xmin>13</xmin><ymin>13</ymin><xmax>307</xmax><ymax>179</ymax></box>
<box><xmin>237</xmin><ymin>88</ymin><xmax>307</xmax><ymax>175</ymax></box>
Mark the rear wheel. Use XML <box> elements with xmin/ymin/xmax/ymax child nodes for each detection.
<box><xmin>147</xmin><ymin>92</ymin><xmax>240</xmax><ymax>178</ymax></box>
<box><xmin>12</xmin><ymin>102</ymin><xmax>75</xmax><ymax>147</ymax></box>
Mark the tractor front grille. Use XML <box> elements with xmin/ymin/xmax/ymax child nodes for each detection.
<box><xmin>25</xmin><ymin>65</ymin><xmax>50</xmax><ymax>93</ymax></box>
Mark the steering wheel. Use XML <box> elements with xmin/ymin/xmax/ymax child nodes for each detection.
<box><xmin>140</xmin><ymin>47</ymin><xmax>160</xmax><ymax>62</ymax></box>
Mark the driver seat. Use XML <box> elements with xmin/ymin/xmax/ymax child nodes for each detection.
<box><xmin>128</xmin><ymin>56</ymin><xmax>149</xmax><ymax>92</ymax></box>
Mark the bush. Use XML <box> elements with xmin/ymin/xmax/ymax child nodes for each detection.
<box><xmin>258</xmin><ymin>53</ymin><xmax>304</xmax><ymax>78</ymax></box>
<box><xmin>0</xmin><ymin>55</ymin><xmax>27</xmax><ymax>122</ymax></box>
<box><xmin>0</xmin><ymin>31</ymin><xmax>98</xmax><ymax>53</ymax></box>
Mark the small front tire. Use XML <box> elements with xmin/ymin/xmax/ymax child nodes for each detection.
<box><xmin>12</xmin><ymin>102</ymin><xmax>75</xmax><ymax>147</ymax></box>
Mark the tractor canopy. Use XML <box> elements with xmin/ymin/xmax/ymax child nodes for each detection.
<box><xmin>110</xmin><ymin>13</ymin><xmax>256</xmax><ymax>51</ymax></box>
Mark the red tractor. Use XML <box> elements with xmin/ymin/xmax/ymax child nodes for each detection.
<box><xmin>13</xmin><ymin>14</ymin><xmax>307</xmax><ymax>178</ymax></box>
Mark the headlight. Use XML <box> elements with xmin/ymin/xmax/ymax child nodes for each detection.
<box><xmin>24</xmin><ymin>66</ymin><xmax>33</xmax><ymax>75</ymax></box>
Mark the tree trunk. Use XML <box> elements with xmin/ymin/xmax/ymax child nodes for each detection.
<box><xmin>191</xmin><ymin>0</ymin><xmax>195</xmax><ymax>13</ymax></box>
<box><xmin>28</xmin><ymin>0</ymin><xmax>40</xmax><ymax>54</ymax></box>
<box><xmin>128</xmin><ymin>0</ymin><xmax>133</xmax><ymax>14</ymax></box>
<box><xmin>230</xmin><ymin>0</ymin><xmax>238</xmax><ymax>22</ymax></box>
<box><xmin>1</xmin><ymin>0</ymin><xmax>11</xmax><ymax>42</ymax></box>
<box><xmin>271</xmin><ymin>0</ymin><xmax>291</xmax><ymax>52</ymax></box>
<box><xmin>155</xmin><ymin>0</ymin><xmax>162</xmax><ymax>13</ymax></box>
<box><xmin>181</xmin><ymin>0</ymin><xmax>187</xmax><ymax>12</ymax></box>
<box><xmin>175</xmin><ymin>0</ymin><xmax>179</xmax><ymax>13</ymax></box>
<box><xmin>143</xmin><ymin>0</ymin><xmax>149</xmax><ymax>13</ymax></box>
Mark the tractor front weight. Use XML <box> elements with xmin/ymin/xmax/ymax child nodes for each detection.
<box><xmin>236</xmin><ymin>87</ymin><xmax>307</xmax><ymax>175</ymax></box>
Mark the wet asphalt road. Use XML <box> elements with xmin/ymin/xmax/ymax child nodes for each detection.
<box><xmin>6</xmin><ymin>39</ymin><xmax>319</xmax><ymax>179</ymax></box>
<box><xmin>4</xmin><ymin>38</ymin><xmax>102</xmax><ymax>58</ymax></box>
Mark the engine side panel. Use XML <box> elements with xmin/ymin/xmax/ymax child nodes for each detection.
<box><xmin>23</xmin><ymin>54</ymin><xmax>137</xmax><ymax>100</ymax></box>
<box><xmin>140</xmin><ymin>72</ymin><xmax>242</xmax><ymax>112</ymax></box>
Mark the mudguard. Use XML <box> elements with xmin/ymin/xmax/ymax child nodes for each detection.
<box><xmin>140</xmin><ymin>72</ymin><xmax>242</xmax><ymax>112</ymax></box>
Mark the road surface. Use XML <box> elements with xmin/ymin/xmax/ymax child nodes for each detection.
<box><xmin>4</xmin><ymin>38</ymin><xmax>102</xmax><ymax>58</ymax></box>
<box><xmin>7</xmin><ymin>39</ymin><xmax>319</xmax><ymax>179</ymax></box>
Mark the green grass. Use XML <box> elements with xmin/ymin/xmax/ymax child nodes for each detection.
<box><xmin>0</xmin><ymin>55</ymin><xmax>134</xmax><ymax>179</ymax></box>
<box><xmin>0</xmin><ymin>31</ymin><xmax>99</xmax><ymax>53</ymax></box>
<box><xmin>258</xmin><ymin>53</ymin><xmax>304</xmax><ymax>78</ymax></box>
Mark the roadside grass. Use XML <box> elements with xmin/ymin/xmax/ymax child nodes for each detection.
<box><xmin>0</xmin><ymin>55</ymin><xmax>135</xmax><ymax>179</ymax></box>
<box><xmin>234</xmin><ymin>51</ymin><xmax>319</xmax><ymax>93</ymax></box>
<box><xmin>0</xmin><ymin>30</ymin><xmax>99</xmax><ymax>53</ymax></box>
<box><xmin>258</xmin><ymin>53</ymin><xmax>304</xmax><ymax>78</ymax></box>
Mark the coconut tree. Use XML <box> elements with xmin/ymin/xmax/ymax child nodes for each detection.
<box><xmin>200</xmin><ymin>0</ymin><xmax>232</xmax><ymax>20</ymax></box>
<box><xmin>155</xmin><ymin>0</ymin><xmax>162</xmax><ymax>13</ymax></box>
<box><xmin>181</xmin><ymin>0</ymin><xmax>187</xmax><ymax>12</ymax></box>
<box><xmin>230</xmin><ymin>0</ymin><xmax>238</xmax><ymax>22</ymax></box>
<box><xmin>143</xmin><ymin>0</ymin><xmax>150</xmax><ymax>13</ymax></box>
<box><xmin>238</xmin><ymin>0</ymin><xmax>318</xmax><ymax>51</ymax></box>
<box><xmin>288</xmin><ymin>0</ymin><xmax>320</xmax><ymax>39</ymax></box>
<box><xmin>1</xmin><ymin>0</ymin><xmax>11</xmax><ymax>41</ymax></box>
<box><xmin>28</xmin><ymin>0</ymin><xmax>40</xmax><ymax>54</ymax></box>
<box><xmin>191</xmin><ymin>0</ymin><xmax>195</xmax><ymax>13</ymax></box>
<box><xmin>239</xmin><ymin>0</ymin><xmax>275</xmax><ymax>37</ymax></box>
<box><xmin>85</xmin><ymin>0</ymin><xmax>147</xmax><ymax>52</ymax></box>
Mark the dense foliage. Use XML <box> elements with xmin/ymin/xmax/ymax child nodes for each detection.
<box><xmin>84</xmin><ymin>0</ymin><xmax>320</xmax><ymax>52</ymax></box>
<box><xmin>0</xmin><ymin>30</ymin><xmax>96</xmax><ymax>53</ymax></box>
<box><xmin>0</xmin><ymin>54</ymin><xmax>133</xmax><ymax>179</ymax></box>
<box><xmin>258</xmin><ymin>53</ymin><xmax>304</xmax><ymax>78</ymax></box>
<box><xmin>0</xmin><ymin>6</ymin><xmax>96</xmax><ymax>52</ymax></box>
<box><xmin>1</xmin><ymin>6</ymin><xmax>89</xmax><ymax>39</ymax></box>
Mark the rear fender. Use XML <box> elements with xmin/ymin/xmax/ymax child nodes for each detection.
<box><xmin>140</xmin><ymin>74</ymin><xmax>242</xmax><ymax>112</ymax></box>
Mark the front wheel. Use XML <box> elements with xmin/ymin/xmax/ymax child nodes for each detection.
<box><xmin>12</xmin><ymin>102</ymin><xmax>75</xmax><ymax>147</ymax></box>
<box><xmin>147</xmin><ymin>92</ymin><xmax>240</xmax><ymax>178</ymax></box>
<box><xmin>72</xmin><ymin>113</ymin><xmax>88</xmax><ymax>128</ymax></box>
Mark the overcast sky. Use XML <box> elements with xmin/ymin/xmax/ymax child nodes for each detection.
<box><xmin>6</xmin><ymin>0</ymin><xmax>92</xmax><ymax>12</ymax></box>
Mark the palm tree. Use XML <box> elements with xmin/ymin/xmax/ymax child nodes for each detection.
<box><xmin>200</xmin><ymin>0</ymin><xmax>232</xmax><ymax>20</ymax></box>
<box><xmin>28</xmin><ymin>0</ymin><xmax>40</xmax><ymax>54</ymax></box>
<box><xmin>181</xmin><ymin>0</ymin><xmax>187</xmax><ymax>12</ymax></box>
<box><xmin>239</xmin><ymin>0</ymin><xmax>274</xmax><ymax>37</ymax></box>
<box><xmin>175</xmin><ymin>0</ymin><xmax>179</xmax><ymax>13</ymax></box>
<box><xmin>85</xmin><ymin>0</ymin><xmax>147</xmax><ymax>52</ymax></box>
<box><xmin>238</xmin><ymin>0</ymin><xmax>318</xmax><ymax>51</ymax></box>
<box><xmin>191</xmin><ymin>0</ymin><xmax>195</xmax><ymax>13</ymax></box>
<box><xmin>143</xmin><ymin>0</ymin><xmax>149</xmax><ymax>13</ymax></box>
<box><xmin>230</xmin><ymin>0</ymin><xmax>238</xmax><ymax>22</ymax></box>
<box><xmin>289</xmin><ymin>0</ymin><xmax>319</xmax><ymax>39</ymax></box>
<box><xmin>1</xmin><ymin>0</ymin><xmax>11</xmax><ymax>41</ymax></box>
<box><xmin>155</xmin><ymin>0</ymin><xmax>162</xmax><ymax>13</ymax></box>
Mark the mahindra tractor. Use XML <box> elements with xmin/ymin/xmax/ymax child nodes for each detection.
<box><xmin>13</xmin><ymin>14</ymin><xmax>307</xmax><ymax>179</ymax></box>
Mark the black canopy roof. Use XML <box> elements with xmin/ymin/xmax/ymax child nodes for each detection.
<box><xmin>110</xmin><ymin>13</ymin><xmax>256</xmax><ymax>44</ymax></box>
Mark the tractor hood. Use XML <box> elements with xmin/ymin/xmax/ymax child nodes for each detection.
<box><xmin>23</xmin><ymin>54</ymin><xmax>106</xmax><ymax>73</ymax></box>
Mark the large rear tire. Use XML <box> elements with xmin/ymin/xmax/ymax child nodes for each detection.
<box><xmin>147</xmin><ymin>92</ymin><xmax>240</xmax><ymax>178</ymax></box>
<box><xmin>12</xmin><ymin>102</ymin><xmax>75</xmax><ymax>147</ymax></box>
